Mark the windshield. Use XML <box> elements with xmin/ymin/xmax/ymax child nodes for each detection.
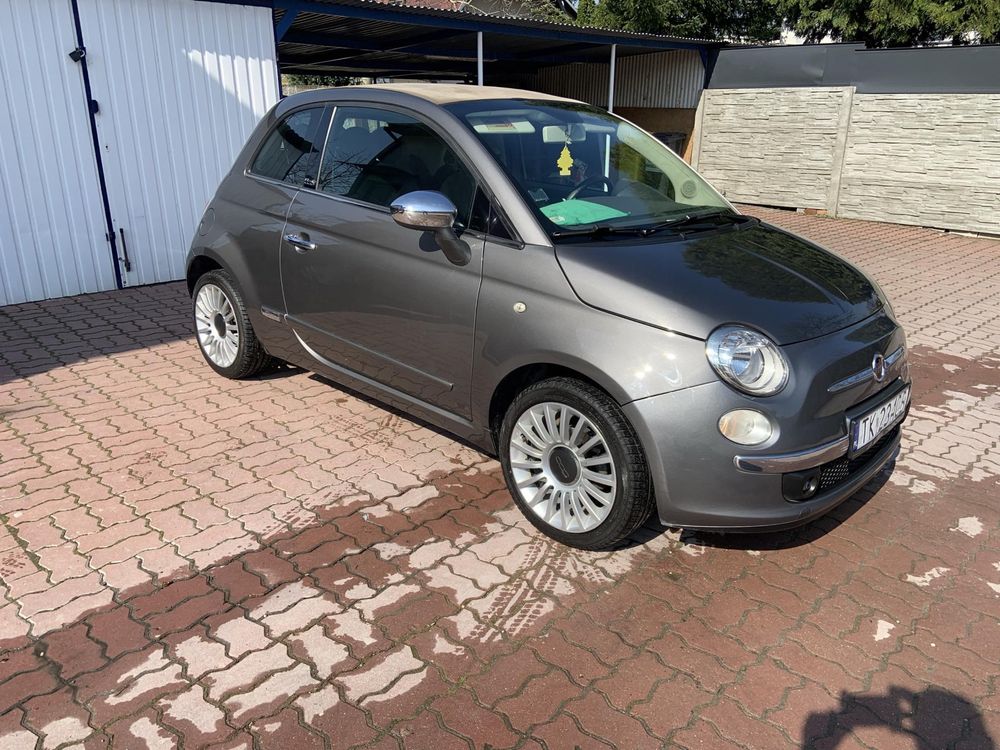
<box><xmin>446</xmin><ymin>99</ymin><xmax>733</xmax><ymax>237</ymax></box>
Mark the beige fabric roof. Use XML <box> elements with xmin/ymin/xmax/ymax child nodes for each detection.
<box><xmin>344</xmin><ymin>82</ymin><xmax>578</xmax><ymax>105</ymax></box>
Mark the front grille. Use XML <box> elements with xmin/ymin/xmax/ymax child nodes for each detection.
<box><xmin>818</xmin><ymin>427</ymin><xmax>899</xmax><ymax>492</ymax></box>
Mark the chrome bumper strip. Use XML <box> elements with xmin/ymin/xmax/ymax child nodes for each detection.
<box><xmin>734</xmin><ymin>435</ymin><xmax>849</xmax><ymax>474</ymax></box>
<box><xmin>828</xmin><ymin>346</ymin><xmax>905</xmax><ymax>393</ymax></box>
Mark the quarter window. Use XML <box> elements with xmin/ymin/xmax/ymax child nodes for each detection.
<box><xmin>251</xmin><ymin>107</ymin><xmax>326</xmax><ymax>186</ymax></box>
<box><xmin>318</xmin><ymin>106</ymin><xmax>476</xmax><ymax>227</ymax></box>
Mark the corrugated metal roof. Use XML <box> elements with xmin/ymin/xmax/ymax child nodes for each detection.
<box><xmin>273</xmin><ymin>0</ymin><xmax>717</xmax><ymax>79</ymax></box>
<box><xmin>275</xmin><ymin>0</ymin><xmax>719</xmax><ymax>46</ymax></box>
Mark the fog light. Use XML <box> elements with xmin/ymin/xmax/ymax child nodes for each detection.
<box><xmin>718</xmin><ymin>409</ymin><xmax>772</xmax><ymax>446</ymax></box>
<box><xmin>782</xmin><ymin>468</ymin><xmax>822</xmax><ymax>502</ymax></box>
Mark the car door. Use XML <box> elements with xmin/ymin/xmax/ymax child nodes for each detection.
<box><xmin>237</xmin><ymin>104</ymin><xmax>330</xmax><ymax>313</ymax></box>
<box><xmin>280</xmin><ymin>104</ymin><xmax>486</xmax><ymax>419</ymax></box>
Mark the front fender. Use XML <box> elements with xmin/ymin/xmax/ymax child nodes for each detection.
<box><xmin>471</xmin><ymin>242</ymin><xmax>717</xmax><ymax>430</ymax></box>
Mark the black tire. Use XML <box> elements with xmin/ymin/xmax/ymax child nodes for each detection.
<box><xmin>192</xmin><ymin>269</ymin><xmax>276</xmax><ymax>379</ymax></box>
<box><xmin>499</xmin><ymin>377</ymin><xmax>653</xmax><ymax>550</ymax></box>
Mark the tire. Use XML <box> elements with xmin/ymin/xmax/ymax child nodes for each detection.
<box><xmin>499</xmin><ymin>377</ymin><xmax>653</xmax><ymax>550</ymax></box>
<box><xmin>192</xmin><ymin>269</ymin><xmax>276</xmax><ymax>379</ymax></box>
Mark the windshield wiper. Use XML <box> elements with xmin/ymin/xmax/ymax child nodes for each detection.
<box><xmin>550</xmin><ymin>224</ymin><xmax>646</xmax><ymax>240</ymax></box>
<box><xmin>638</xmin><ymin>211</ymin><xmax>757</xmax><ymax>237</ymax></box>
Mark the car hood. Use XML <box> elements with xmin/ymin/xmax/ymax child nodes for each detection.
<box><xmin>554</xmin><ymin>222</ymin><xmax>884</xmax><ymax>345</ymax></box>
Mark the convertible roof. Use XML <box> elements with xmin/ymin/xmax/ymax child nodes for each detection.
<box><xmin>343</xmin><ymin>82</ymin><xmax>577</xmax><ymax>104</ymax></box>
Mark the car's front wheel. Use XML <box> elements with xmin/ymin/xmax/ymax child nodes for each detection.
<box><xmin>499</xmin><ymin>377</ymin><xmax>653</xmax><ymax>550</ymax></box>
<box><xmin>192</xmin><ymin>269</ymin><xmax>275</xmax><ymax>379</ymax></box>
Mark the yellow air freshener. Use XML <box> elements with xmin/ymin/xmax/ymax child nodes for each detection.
<box><xmin>557</xmin><ymin>144</ymin><xmax>574</xmax><ymax>176</ymax></box>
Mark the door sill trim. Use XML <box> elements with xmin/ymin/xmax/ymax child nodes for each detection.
<box><xmin>260</xmin><ymin>306</ymin><xmax>284</xmax><ymax>322</ymax></box>
<box><xmin>291</xmin><ymin>331</ymin><xmax>473</xmax><ymax>430</ymax></box>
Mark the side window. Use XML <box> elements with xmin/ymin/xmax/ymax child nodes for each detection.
<box><xmin>468</xmin><ymin>188</ymin><xmax>515</xmax><ymax>242</ymax></box>
<box><xmin>318</xmin><ymin>106</ymin><xmax>476</xmax><ymax>227</ymax></box>
<box><xmin>251</xmin><ymin>107</ymin><xmax>326</xmax><ymax>186</ymax></box>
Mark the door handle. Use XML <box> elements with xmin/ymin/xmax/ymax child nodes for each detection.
<box><xmin>284</xmin><ymin>233</ymin><xmax>316</xmax><ymax>253</ymax></box>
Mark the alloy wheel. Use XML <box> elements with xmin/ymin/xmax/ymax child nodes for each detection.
<box><xmin>509</xmin><ymin>401</ymin><xmax>617</xmax><ymax>533</ymax></box>
<box><xmin>194</xmin><ymin>283</ymin><xmax>239</xmax><ymax>368</ymax></box>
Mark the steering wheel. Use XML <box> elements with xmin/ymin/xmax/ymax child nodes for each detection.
<box><xmin>566</xmin><ymin>175</ymin><xmax>615</xmax><ymax>201</ymax></box>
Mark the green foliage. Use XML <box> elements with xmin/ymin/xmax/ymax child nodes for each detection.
<box><xmin>575</xmin><ymin>0</ymin><xmax>783</xmax><ymax>42</ymax></box>
<box><xmin>282</xmin><ymin>73</ymin><xmax>357</xmax><ymax>88</ymax></box>
<box><xmin>780</xmin><ymin>0</ymin><xmax>1000</xmax><ymax>46</ymax></box>
<box><xmin>575</xmin><ymin>0</ymin><xmax>998</xmax><ymax>45</ymax></box>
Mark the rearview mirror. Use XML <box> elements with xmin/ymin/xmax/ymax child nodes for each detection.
<box><xmin>542</xmin><ymin>124</ymin><xmax>586</xmax><ymax>143</ymax></box>
<box><xmin>390</xmin><ymin>190</ymin><xmax>456</xmax><ymax>231</ymax></box>
<box><xmin>390</xmin><ymin>191</ymin><xmax>470</xmax><ymax>266</ymax></box>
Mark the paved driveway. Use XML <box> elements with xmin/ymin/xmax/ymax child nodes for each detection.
<box><xmin>1</xmin><ymin>208</ymin><xmax>998</xmax><ymax>749</ymax></box>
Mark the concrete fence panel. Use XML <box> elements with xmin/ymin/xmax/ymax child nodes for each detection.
<box><xmin>693</xmin><ymin>87</ymin><xmax>852</xmax><ymax>210</ymax></box>
<box><xmin>694</xmin><ymin>86</ymin><xmax>1000</xmax><ymax>235</ymax></box>
<box><xmin>837</xmin><ymin>94</ymin><xmax>1000</xmax><ymax>234</ymax></box>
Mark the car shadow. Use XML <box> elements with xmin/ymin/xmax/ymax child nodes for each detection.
<box><xmin>801</xmin><ymin>686</ymin><xmax>996</xmax><ymax>749</ymax></box>
<box><xmin>621</xmin><ymin>461</ymin><xmax>896</xmax><ymax>552</ymax></box>
<box><xmin>295</xmin><ymin>368</ymin><xmax>898</xmax><ymax>556</ymax></box>
<box><xmin>0</xmin><ymin>283</ymin><xmax>195</xmax><ymax>385</ymax></box>
<box><xmin>304</xmin><ymin>372</ymin><xmax>497</xmax><ymax>457</ymax></box>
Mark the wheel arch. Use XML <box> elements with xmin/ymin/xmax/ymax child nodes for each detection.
<box><xmin>186</xmin><ymin>252</ymin><xmax>224</xmax><ymax>295</ymax></box>
<box><xmin>486</xmin><ymin>360</ymin><xmax>627</xmax><ymax>452</ymax></box>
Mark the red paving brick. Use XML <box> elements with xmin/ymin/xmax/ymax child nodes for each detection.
<box><xmin>1</xmin><ymin>207</ymin><xmax>999</xmax><ymax>747</ymax></box>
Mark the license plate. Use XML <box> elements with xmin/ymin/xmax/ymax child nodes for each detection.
<box><xmin>850</xmin><ymin>386</ymin><xmax>910</xmax><ymax>455</ymax></box>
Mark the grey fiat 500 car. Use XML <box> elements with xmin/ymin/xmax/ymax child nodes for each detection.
<box><xmin>187</xmin><ymin>83</ymin><xmax>910</xmax><ymax>550</ymax></box>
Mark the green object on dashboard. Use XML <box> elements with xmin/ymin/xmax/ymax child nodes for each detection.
<box><xmin>541</xmin><ymin>199</ymin><xmax>629</xmax><ymax>226</ymax></box>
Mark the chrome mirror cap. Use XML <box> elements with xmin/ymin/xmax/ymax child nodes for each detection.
<box><xmin>390</xmin><ymin>190</ymin><xmax>457</xmax><ymax>231</ymax></box>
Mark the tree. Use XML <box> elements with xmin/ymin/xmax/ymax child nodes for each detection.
<box><xmin>282</xmin><ymin>73</ymin><xmax>357</xmax><ymax>88</ymax></box>
<box><xmin>780</xmin><ymin>0</ymin><xmax>1000</xmax><ymax>46</ymax></box>
<box><xmin>575</xmin><ymin>0</ymin><xmax>783</xmax><ymax>43</ymax></box>
<box><xmin>661</xmin><ymin>0</ymin><xmax>784</xmax><ymax>41</ymax></box>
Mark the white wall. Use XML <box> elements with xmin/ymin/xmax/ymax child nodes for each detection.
<box><xmin>79</xmin><ymin>0</ymin><xmax>280</xmax><ymax>289</ymax></box>
<box><xmin>0</xmin><ymin>0</ymin><xmax>116</xmax><ymax>306</ymax></box>
<box><xmin>0</xmin><ymin>0</ymin><xmax>279</xmax><ymax>306</ymax></box>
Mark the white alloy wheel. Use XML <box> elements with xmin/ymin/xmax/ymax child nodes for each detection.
<box><xmin>194</xmin><ymin>283</ymin><xmax>240</xmax><ymax>368</ymax></box>
<box><xmin>509</xmin><ymin>401</ymin><xmax>618</xmax><ymax>533</ymax></box>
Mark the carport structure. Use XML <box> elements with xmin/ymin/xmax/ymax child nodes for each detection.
<box><xmin>265</xmin><ymin>0</ymin><xmax>719</xmax><ymax>113</ymax></box>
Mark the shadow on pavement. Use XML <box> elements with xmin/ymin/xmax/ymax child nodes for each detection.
<box><xmin>802</xmin><ymin>686</ymin><xmax>996</xmax><ymax>749</ymax></box>
<box><xmin>664</xmin><ymin>463</ymin><xmax>896</xmax><ymax>553</ymax></box>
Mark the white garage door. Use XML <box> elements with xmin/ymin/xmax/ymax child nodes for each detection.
<box><xmin>0</xmin><ymin>0</ymin><xmax>116</xmax><ymax>306</ymax></box>
<box><xmin>79</xmin><ymin>0</ymin><xmax>279</xmax><ymax>288</ymax></box>
<box><xmin>0</xmin><ymin>0</ymin><xmax>279</xmax><ymax>305</ymax></box>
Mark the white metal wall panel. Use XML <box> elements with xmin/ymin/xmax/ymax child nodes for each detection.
<box><xmin>532</xmin><ymin>50</ymin><xmax>704</xmax><ymax>109</ymax></box>
<box><xmin>0</xmin><ymin>0</ymin><xmax>116</xmax><ymax>306</ymax></box>
<box><xmin>78</xmin><ymin>0</ymin><xmax>279</xmax><ymax>287</ymax></box>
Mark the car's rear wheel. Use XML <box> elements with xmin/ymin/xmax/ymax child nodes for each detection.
<box><xmin>499</xmin><ymin>377</ymin><xmax>653</xmax><ymax>550</ymax></box>
<box><xmin>192</xmin><ymin>269</ymin><xmax>275</xmax><ymax>379</ymax></box>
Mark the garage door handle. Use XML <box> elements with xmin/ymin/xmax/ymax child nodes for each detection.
<box><xmin>118</xmin><ymin>228</ymin><xmax>132</xmax><ymax>272</ymax></box>
<box><xmin>284</xmin><ymin>233</ymin><xmax>316</xmax><ymax>253</ymax></box>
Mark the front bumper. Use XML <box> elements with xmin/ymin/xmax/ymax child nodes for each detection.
<box><xmin>623</xmin><ymin>313</ymin><xmax>908</xmax><ymax>531</ymax></box>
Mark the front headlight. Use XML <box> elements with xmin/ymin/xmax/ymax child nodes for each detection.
<box><xmin>706</xmin><ymin>325</ymin><xmax>789</xmax><ymax>396</ymax></box>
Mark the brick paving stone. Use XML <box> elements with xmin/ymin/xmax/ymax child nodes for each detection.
<box><xmin>1</xmin><ymin>210</ymin><xmax>999</xmax><ymax>747</ymax></box>
<box><xmin>631</xmin><ymin>672</ymin><xmax>714</xmax><ymax>740</ymax></box>
<box><xmin>431</xmin><ymin>688</ymin><xmax>520</xmax><ymax>749</ymax></box>
<box><xmin>496</xmin><ymin>670</ymin><xmax>583</xmax><ymax>731</ymax></box>
<box><xmin>564</xmin><ymin>690</ymin><xmax>662</xmax><ymax>749</ymax></box>
<box><xmin>530</xmin><ymin>712</ymin><xmax>613</xmax><ymax>750</ymax></box>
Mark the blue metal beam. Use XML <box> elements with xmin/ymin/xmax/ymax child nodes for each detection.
<box><xmin>270</xmin><ymin>0</ymin><xmax>712</xmax><ymax>51</ymax></box>
<box><xmin>274</xmin><ymin>9</ymin><xmax>299</xmax><ymax>41</ymax></box>
<box><xmin>281</xmin><ymin>30</ymin><xmax>612</xmax><ymax>65</ymax></box>
<box><xmin>282</xmin><ymin>59</ymin><xmax>472</xmax><ymax>74</ymax></box>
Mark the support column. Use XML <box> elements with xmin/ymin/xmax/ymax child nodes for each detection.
<box><xmin>477</xmin><ymin>32</ymin><xmax>484</xmax><ymax>86</ymax></box>
<box><xmin>607</xmin><ymin>43</ymin><xmax>617</xmax><ymax>112</ymax></box>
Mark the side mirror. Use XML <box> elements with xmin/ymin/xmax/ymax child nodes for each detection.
<box><xmin>390</xmin><ymin>190</ymin><xmax>470</xmax><ymax>266</ymax></box>
<box><xmin>390</xmin><ymin>190</ymin><xmax>457</xmax><ymax>231</ymax></box>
